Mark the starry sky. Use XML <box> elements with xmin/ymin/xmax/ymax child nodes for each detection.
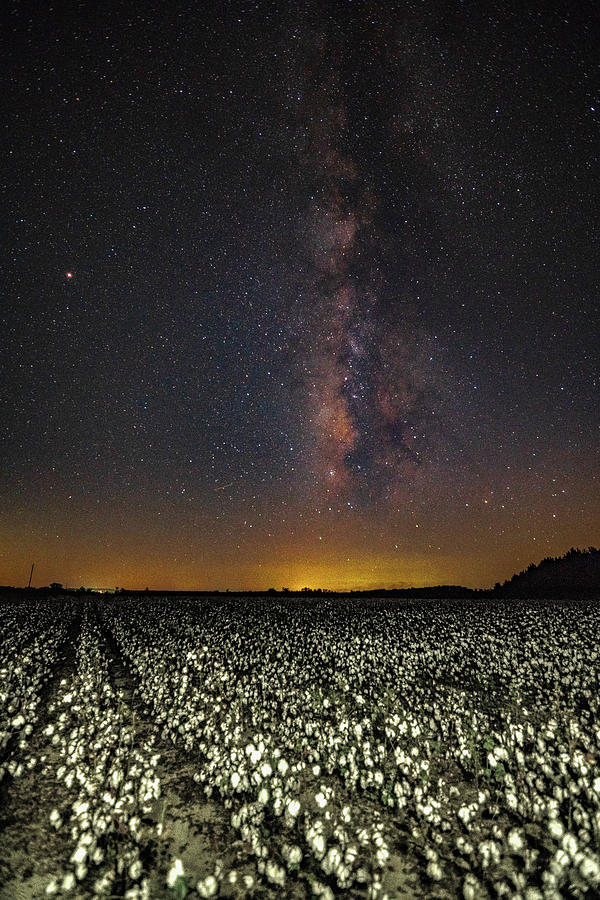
<box><xmin>1</xmin><ymin>0</ymin><xmax>598</xmax><ymax>591</ymax></box>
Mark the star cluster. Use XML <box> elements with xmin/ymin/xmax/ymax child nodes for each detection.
<box><xmin>1</xmin><ymin>1</ymin><xmax>598</xmax><ymax>590</ymax></box>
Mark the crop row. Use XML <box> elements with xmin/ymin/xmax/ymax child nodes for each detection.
<box><xmin>0</xmin><ymin>600</ymin><xmax>75</xmax><ymax>783</ymax></box>
<box><xmin>40</xmin><ymin>613</ymin><xmax>161</xmax><ymax>898</ymax></box>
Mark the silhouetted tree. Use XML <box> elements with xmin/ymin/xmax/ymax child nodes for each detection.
<box><xmin>500</xmin><ymin>547</ymin><xmax>600</xmax><ymax>597</ymax></box>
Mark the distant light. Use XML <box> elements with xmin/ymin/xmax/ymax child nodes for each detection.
<box><xmin>66</xmin><ymin>271</ymin><xmax>73</xmax><ymax>279</ymax></box>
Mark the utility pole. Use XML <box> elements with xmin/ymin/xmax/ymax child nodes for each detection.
<box><xmin>28</xmin><ymin>563</ymin><xmax>34</xmax><ymax>588</ymax></box>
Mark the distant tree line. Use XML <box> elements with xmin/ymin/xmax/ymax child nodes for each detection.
<box><xmin>496</xmin><ymin>547</ymin><xmax>600</xmax><ymax>598</ymax></box>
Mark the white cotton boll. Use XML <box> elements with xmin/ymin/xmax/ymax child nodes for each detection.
<box><xmin>265</xmin><ymin>861</ymin><xmax>286</xmax><ymax>886</ymax></box>
<box><xmin>376</xmin><ymin>846</ymin><xmax>389</xmax><ymax>867</ymax></box>
<box><xmin>258</xmin><ymin>787</ymin><xmax>269</xmax><ymax>805</ymax></box>
<box><xmin>74</xmin><ymin>863</ymin><xmax>87</xmax><ymax>882</ymax></box>
<box><xmin>548</xmin><ymin>820</ymin><xmax>564</xmax><ymax>840</ymax></box>
<box><xmin>463</xmin><ymin>874</ymin><xmax>478</xmax><ymax>899</ymax></box>
<box><xmin>315</xmin><ymin>792</ymin><xmax>327</xmax><ymax>808</ymax></box>
<box><xmin>345</xmin><ymin>845</ymin><xmax>358</xmax><ymax>866</ymax></box>
<box><xmin>45</xmin><ymin>880</ymin><xmax>58</xmax><ymax>895</ymax></box>
<box><xmin>546</xmin><ymin>798</ymin><xmax>559</xmax><ymax>820</ymax></box>
<box><xmin>287</xmin><ymin>798</ymin><xmax>300</xmax><ymax>817</ymax></box>
<box><xmin>322</xmin><ymin>847</ymin><xmax>342</xmax><ymax>876</ymax></box>
<box><xmin>357</xmin><ymin>827</ymin><xmax>370</xmax><ymax>846</ymax></box>
<box><xmin>580</xmin><ymin>856</ymin><xmax>600</xmax><ymax>884</ymax></box>
<box><xmin>355</xmin><ymin>867</ymin><xmax>369</xmax><ymax>883</ymax></box>
<box><xmin>313</xmin><ymin>833</ymin><xmax>326</xmax><ymax>858</ymax></box>
<box><xmin>261</xmin><ymin>762</ymin><xmax>272</xmax><ymax>778</ymax></box>
<box><xmin>508</xmin><ymin>829</ymin><xmax>525</xmax><ymax>854</ymax></box>
<box><xmin>197</xmin><ymin>875</ymin><xmax>218</xmax><ymax>897</ymax></box>
<box><xmin>166</xmin><ymin>859</ymin><xmax>184</xmax><ymax>888</ymax></box>
<box><xmin>562</xmin><ymin>832</ymin><xmax>578</xmax><ymax>858</ymax></box>
<box><xmin>71</xmin><ymin>845</ymin><xmax>87</xmax><ymax>865</ymax></box>
<box><xmin>287</xmin><ymin>845</ymin><xmax>302</xmax><ymax>866</ymax></box>
<box><xmin>129</xmin><ymin>860</ymin><xmax>142</xmax><ymax>880</ymax></box>
<box><xmin>552</xmin><ymin>849</ymin><xmax>570</xmax><ymax>872</ymax></box>
<box><xmin>231</xmin><ymin>772</ymin><xmax>241</xmax><ymax>790</ymax></box>
<box><xmin>61</xmin><ymin>873</ymin><xmax>75</xmax><ymax>892</ymax></box>
<box><xmin>426</xmin><ymin>859</ymin><xmax>443</xmax><ymax>881</ymax></box>
<box><xmin>277</xmin><ymin>758</ymin><xmax>289</xmax><ymax>776</ymax></box>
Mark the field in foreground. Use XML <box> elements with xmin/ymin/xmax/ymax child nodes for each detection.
<box><xmin>0</xmin><ymin>595</ymin><xmax>599</xmax><ymax>899</ymax></box>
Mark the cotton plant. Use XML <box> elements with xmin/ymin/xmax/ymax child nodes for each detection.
<box><xmin>2</xmin><ymin>593</ymin><xmax>596</xmax><ymax>899</ymax></box>
<box><xmin>104</xmin><ymin>596</ymin><xmax>600</xmax><ymax>896</ymax></box>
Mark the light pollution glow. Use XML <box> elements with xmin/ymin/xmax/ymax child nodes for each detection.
<box><xmin>2</xmin><ymin>517</ymin><xmax>596</xmax><ymax>592</ymax></box>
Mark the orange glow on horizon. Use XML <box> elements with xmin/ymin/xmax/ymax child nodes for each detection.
<box><xmin>1</xmin><ymin>462</ymin><xmax>597</xmax><ymax>593</ymax></box>
<box><xmin>2</xmin><ymin>536</ymin><xmax>596</xmax><ymax>594</ymax></box>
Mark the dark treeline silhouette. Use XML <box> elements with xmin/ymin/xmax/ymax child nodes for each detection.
<box><xmin>496</xmin><ymin>546</ymin><xmax>600</xmax><ymax>598</ymax></box>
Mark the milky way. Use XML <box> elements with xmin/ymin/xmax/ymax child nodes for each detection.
<box><xmin>298</xmin><ymin>31</ymin><xmax>444</xmax><ymax>502</ymax></box>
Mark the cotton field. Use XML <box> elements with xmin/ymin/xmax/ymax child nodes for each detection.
<box><xmin>0</xmin><ymin>595</ymin><xmax>599</xmax><ymax>899</ymax></box>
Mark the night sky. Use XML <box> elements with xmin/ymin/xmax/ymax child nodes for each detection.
<box><xmin>1</xmin><ymin>0</ymin><xmax>598</xmax><ymax>591</ymax></box>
